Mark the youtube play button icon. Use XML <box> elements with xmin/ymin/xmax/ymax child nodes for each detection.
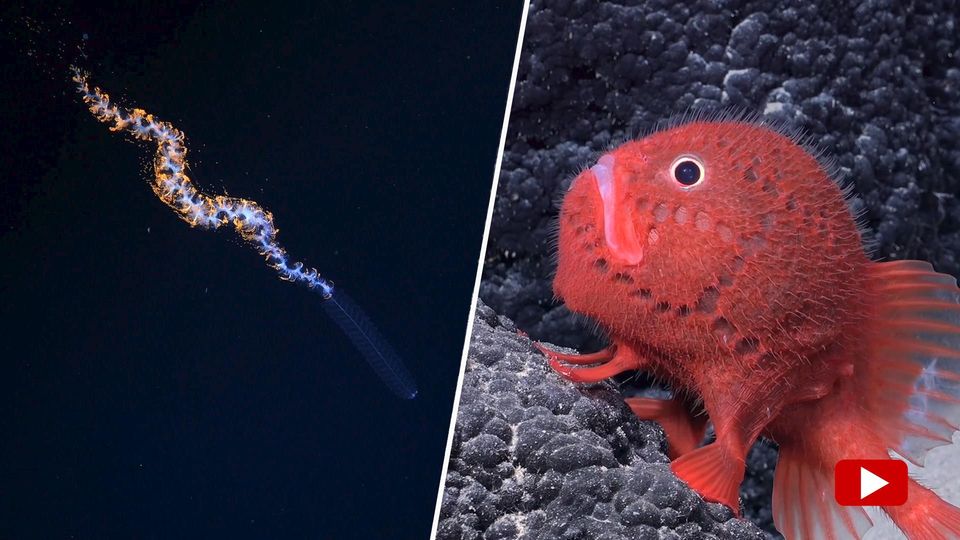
<box><xmin>835</xmin><ymin>459</ymin><xmax>908</xmax><ymax>506</ymax></box>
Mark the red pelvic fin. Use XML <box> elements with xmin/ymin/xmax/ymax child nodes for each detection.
<box><xmin>626</xmin><ymin>397</ymin><xmax>707</xmax><ymax>458</ymax></box>
<box><xmin>772</xmin><ymin>447</ymin><xmax>872</xmax><ymax>540</ymax></box>
<box><xmin>669</xmin><ymin>443</ymin><xmax>745</xmax><ymax>513</ymax></box>
<box><xmin>861</xmin><ymin>260</ymin><xmax>960</xmax><ymax>466</ymax></box>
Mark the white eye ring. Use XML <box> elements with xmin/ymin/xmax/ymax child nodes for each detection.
<box><xmin>670</xmin><ymin>155</ymin><xmax>705</xmax><ymax>188</ymax></box>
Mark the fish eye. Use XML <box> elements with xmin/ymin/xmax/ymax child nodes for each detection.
<box><xmin>671</xmin><ymin>156</ymin><xmax>704</xmax><ymax>187</ymax></box>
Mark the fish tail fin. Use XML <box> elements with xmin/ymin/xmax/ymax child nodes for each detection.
<box><xmin>771</xmin><ymin>444</ymin><xmax>960</xmax><ymax>540</ymax></box>
<box><xmin>849</xmin><ymin>259</ymin><xmax>960</xmax><ymax>538</ymax></box>
<box><xmin>861</xmin><ymin>260</ymin><xmax>960</xmax><ymax>467</ymax></box>
<box><xmin>772</xmin><ymin>260</ymin><xmax>960</xmax><ymax>539</ymax></box>
<box><xmin>772</xmin><ymin>446</ymin><xmax>873</xmax><ymax>540</ymax></box>
<box><xmin>884</xmin><ymin>480</ymin><xmax>960</xmax><ymax>540</ymax></box>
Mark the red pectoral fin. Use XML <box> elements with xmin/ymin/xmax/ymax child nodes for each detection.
<box><xmin>861</xmin><ymin>260</ymin><xmax>960</xmax><ymax>466</ymax></box>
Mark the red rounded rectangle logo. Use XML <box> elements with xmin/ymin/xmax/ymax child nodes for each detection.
<box><xmin>835</xmin><ymin>459</ymin><xmax>908</xmax><ymax>506</ymax></box>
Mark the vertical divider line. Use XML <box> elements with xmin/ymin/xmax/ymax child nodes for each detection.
<box><xmin>429</xmin><ymin>1</ymin><xmax>532</xmax><ymax>536</ymax></box>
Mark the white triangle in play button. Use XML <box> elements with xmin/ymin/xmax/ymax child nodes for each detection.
<box><xmin>860</xmin><ymin>466</ymin><xmax>889</xmax><ymax>499</ymax></box>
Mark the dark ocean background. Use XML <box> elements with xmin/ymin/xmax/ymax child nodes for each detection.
<box><xmin>0</xmin><ymin>2</ymin><xmax>521</xmax><ymax>538</ymax></box>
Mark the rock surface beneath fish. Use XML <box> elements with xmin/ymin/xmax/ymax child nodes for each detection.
<box><xmin>436</xmin><ymin>301</ymin><xmax>767</xmax><ymax>540</ymax></box>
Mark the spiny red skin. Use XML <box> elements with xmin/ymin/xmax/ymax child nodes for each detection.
<box><xmin>553</xmin><ymin>121</ymin><xmax>876</xmax><ymax>507</ymax></box>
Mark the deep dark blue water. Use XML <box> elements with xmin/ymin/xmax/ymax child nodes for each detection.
<box><xmin>0</xmin><ymin>2</ymin><xmax>521</xmax><ymax>538</ymax></box>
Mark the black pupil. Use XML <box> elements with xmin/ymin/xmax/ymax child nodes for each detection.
<box><xmin>675</xmin><ymin>160</ymin><xmax>701</xmax><ymax>185</ymax></box>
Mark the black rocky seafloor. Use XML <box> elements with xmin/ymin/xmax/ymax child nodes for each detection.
<box><xmin>472</xmin><ymin>1</ymin><xmax>959</xmax><ymax>537</ymax></box>
<box><xmin>437</xmin><ymin>301</ymin><xmax>768</xmax><ymax>540</ymax></box>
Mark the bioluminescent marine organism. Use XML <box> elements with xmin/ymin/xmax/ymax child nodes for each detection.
<box><xmin>539</xmin><ymin>116</ymin><xmax>960</xmax><ymax>539</ymax></box>
<box><xmin>72</xmin><ymin>68</ymin><xmax>416</xmax><ymax>399</ymax></box>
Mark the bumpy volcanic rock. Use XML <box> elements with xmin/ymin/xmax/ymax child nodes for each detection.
<box><xmin>437</xmin><ymin>302</ymin><xmax>767</xmax><ymax>540</ymax></box>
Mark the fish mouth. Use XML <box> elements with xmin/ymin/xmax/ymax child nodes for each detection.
<box><xmin>591</xmin><ymin>154</ymin><xmax>645</xmax><ymax>265</ymax></box>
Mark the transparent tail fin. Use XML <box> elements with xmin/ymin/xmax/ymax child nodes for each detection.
<box><xmin>322</xmin><ymin>289</ymin><xmax>418</xmax><ymax>399</ymax></box>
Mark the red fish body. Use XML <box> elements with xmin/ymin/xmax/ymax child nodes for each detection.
<box><xmin>545</xmin><ymin>119</ymin><xmax>960</xmax><ymax>539</ymax></box>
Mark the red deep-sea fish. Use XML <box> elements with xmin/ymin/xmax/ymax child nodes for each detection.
<box><xmin>540</xmin><ymin>116</ymin><xmax>960</xmax><ymax>539</ymax></box>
